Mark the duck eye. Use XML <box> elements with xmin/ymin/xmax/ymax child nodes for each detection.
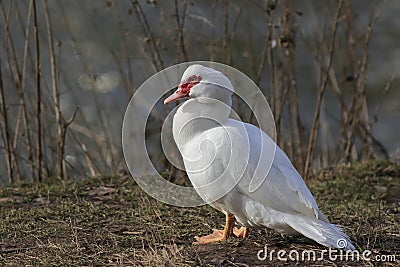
<box><xmin>187</xmin><ymin>75</ymin><xmax>201</xmax><ymax>83</ymax></box>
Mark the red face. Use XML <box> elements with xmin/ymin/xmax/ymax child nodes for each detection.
<box><xmin>164</xmin><ymin>75</ymin><xmax>202</xmax><ymax>104</ymax></box>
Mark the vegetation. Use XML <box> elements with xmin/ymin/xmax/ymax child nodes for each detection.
<box><xmin>0</xmin><ymin>1</ymin><xmax>394</xmax><ymax>184</ymax></box>
<box><xmin>1</xmin><ymin>160</ymin><xmax>398</xmax><ymax>266</ymax></box>
<box><xmin>0</xmin><ymin>1</ymin><xmax>398</xmax><ymax>266</ymax></box>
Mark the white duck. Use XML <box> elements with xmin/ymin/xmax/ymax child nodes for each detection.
<box><xmin>164</xmin><ymin>64</ymin><xmax>354</xmax><ymax>250</ymax></box>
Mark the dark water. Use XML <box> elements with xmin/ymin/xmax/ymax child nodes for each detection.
<box><xmin>0</xmin><ymin>1</ymin><xmax>399</xmax><ymax>182</ymax></box>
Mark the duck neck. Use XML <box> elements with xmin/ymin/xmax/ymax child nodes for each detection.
<box><xmin>172</xmin><ymin>99</ymin><xmax>231</xmax><ymax>147</ymax></box>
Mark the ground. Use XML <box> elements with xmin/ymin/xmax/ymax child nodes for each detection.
<box><xmin>0</xmin><ymin>160</ymin><xmax>399</xmax><ymax>266</ymax></box>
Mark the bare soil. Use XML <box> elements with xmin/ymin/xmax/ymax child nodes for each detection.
<box><xmin>0</xmin><ymin>160</ymin><xmax>399</xmax><ymax>266</ymax></box>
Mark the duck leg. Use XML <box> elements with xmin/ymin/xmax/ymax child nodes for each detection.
<box><xmin>233</xmin><ymin>226</ymin><xmax>249</xmax><ymax>238</ymax></box>
<box><xmin>194</xmin><ymin>213</ymin><xmax>235</xmax><ymax>244</ymax></box>
<box><xmin>194</xmin><ymin>213</ymin><xmax>250</xmax><ymax>244</ymax></box>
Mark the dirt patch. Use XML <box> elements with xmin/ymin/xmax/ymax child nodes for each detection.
<box><xmin>0</xmin><ymin>160</ymin><xmax>399</xmax><ymax>266</ymax></box>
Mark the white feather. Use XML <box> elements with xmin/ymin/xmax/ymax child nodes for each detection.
<box><xmin>171</xmin><ymin>64</ymin><xmax>355</xmax><ymax>250</ymax></box>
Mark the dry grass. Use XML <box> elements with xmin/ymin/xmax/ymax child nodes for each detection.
<box><xmin>0</xmin><ymin>160</ymin><xmax>399</xmax><ymax>266</ymax></box>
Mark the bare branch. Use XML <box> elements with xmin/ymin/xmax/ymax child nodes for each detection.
<box><xmin>304</xmin><ymin>0</ymin><xmax>343</xmax><ymax>177</ymax></box>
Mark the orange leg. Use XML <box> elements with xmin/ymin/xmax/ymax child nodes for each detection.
<box><xmin>233</xmin><ymin>226</ymin><xmax>249</xmax><ymax>238</ymax></box>
<box><xmin>194</xmin><ymin>213</ymin><xmax>249</xmax><ymax>244</ymax></box>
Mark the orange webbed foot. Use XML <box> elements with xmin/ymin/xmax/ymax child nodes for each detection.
<box><xmin>193</xmin><ymin>212</ymin><xmax>250</xmax><ymax>245</ymax></box>
<box><xmin>193</xmin><ymin>229</ymin><xmax>227</xmax><ymax>244</ymax></box>
<box><xmin>233</xmin><ymin>226</ymin><xmax>249</xmax><ymax>238</ymax></box>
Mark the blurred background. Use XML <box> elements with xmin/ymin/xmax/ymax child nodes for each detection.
<box><xmin>0</xmin><ymin>0</ymin><xmax>399</xmax><ymax>185</ymax></box>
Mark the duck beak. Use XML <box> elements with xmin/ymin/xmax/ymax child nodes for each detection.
<box><xmin>164</xmin><ymin>86</ymin><xmax>188</xmax><ymax>104</ymax></box>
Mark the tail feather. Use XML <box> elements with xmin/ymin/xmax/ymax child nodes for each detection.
<box><xmin>284</xmin><ymin>215</ymin><xmax>355</xmax><ymax>250</ymax></box>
